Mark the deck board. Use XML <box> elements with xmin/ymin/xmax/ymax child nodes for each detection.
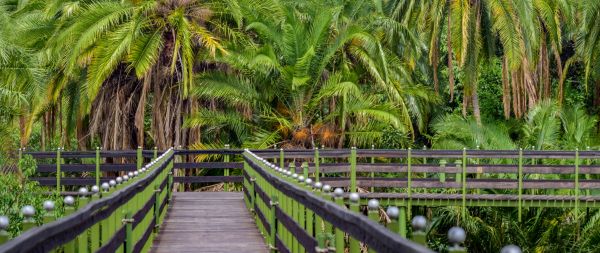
<box><xmin>151</xmin><ymin>192</ymin><xmax>268</xmax><ymax>253</ymax></box>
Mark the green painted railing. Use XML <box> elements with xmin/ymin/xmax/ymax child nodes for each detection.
<box><xmin>5</xmin><ymin>147</ymin><xmax>583</xmax><ymax>252</ymax></box>
<box><xmin>0</xmin><ymin>148</ymin><xmax>174</xmax><ymax>253</ymax></box>
<box><xmin>244</xmin><ymin>150</ymin><xmax>436</xmax><ymax>253</ymax></box>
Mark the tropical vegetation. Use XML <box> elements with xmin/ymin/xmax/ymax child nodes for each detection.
<box><xmin>2</xmin><ymin>0</ymin><xmax>600</xmax><ymax>251</ymax></box>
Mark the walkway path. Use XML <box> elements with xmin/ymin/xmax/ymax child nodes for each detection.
<box><xmin>151</xmin><ymin>192</ymin><xmax>268</xmax><ymax>253</ymax></box>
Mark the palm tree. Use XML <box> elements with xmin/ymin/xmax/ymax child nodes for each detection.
<box><xmin>44</xmin><ymin>0</ymin><xmax>225</xmax><ymax>150</ymax></box>
<box><xmin>419</xmin><ymin>0</ymin><xmax>572</xmax><ymax>122</ymax></box>
<box><xmin>187</xmin><ymin>0</ymin><xmax>434</xmax><ymax>148</ymax></box>
<box><xmin>0</xmin><ymin>1</ymin><xmax>47</xmax><ymax>149</ymax></box>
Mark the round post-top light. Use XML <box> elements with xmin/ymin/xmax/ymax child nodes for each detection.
<box><xmin>79</xmin><ymin>187</ymin><xmax>89</xmax><ymax>195</ymax></box>
<box><xmin>116</xmin><ymin>177</ymin><xmax>123</xmax><ymax>184</ymax></box>
<box><xmin>91</xmin><ymin>185</ymin><xmax>100</xmax><ymax>194</ymax></box>
<box><xmin>304</xmin><ymin>178</ymin><xmax>313</xmax><ymax>185</ymax></box>
<box><xmin>109</xmin><ymin>180</ymin><xmax>117</xmax><ymax>187</ymax></box>
<box><xmin>21</xmin><ymin>205</ymin><xmax>35</xmax><ymax>218</ymax></box>
<box><xmin>291</xmin><ymin>173</ymin><xmax>298</xmax><ymax>179</ymax></box>
<box><xmin>348</xmin><ymin>193</ymin><xmax>360</xmax><ymax>203</ymax></box>
<box><xmin>123</xmin><ymin>175</ymin><xmax>129</xmax><ymax>181</ymax></box>
<box><xmin>133</xmin><ymin>171</ymin><xmax>139</xmax><ymax>177</ymax></box>
<box><xmin>333</xmin><ymin>188</ymin><xmax>344</xmax><ymax>198</ymax></box>
<box><xmin>448</xmin><ymin>226</ymin><xmax>466</xmax><ymax>246</ymax></box>
<box><xmin>101</xmin><ymin>182</ymin><xmax>110</xmax><ymax>191</ymax></box>
<box><xmin>500</xmin><ymin>245</ymin><xmax>522</xmax><ymax>253</ymax></box>
<box><xmin>411</xmin><ymin>216</ymin><xmax>427</xmax><ymax>232</ymax></box>
<box><xmin>322</xmin><ymin>184</ymin><xmax>332</xmax><ymax>193</ymax></box>
<box><xmin>313</xmin><ymin>182</ymin><xmax>323</xmax><ymax>190</ymax></box>
<box><xmin>297</xmin><ymin>176</ymin><xmax>305</xmax><ymax>182</ymax></box>
<box><xmin>367</xmin><ymin>199</ymin><xmax>379</xmax><ymax>210</ymax></box>
<box><xmin>386</xmin><ymin>206</ymin><xmax>399</xmax><ymax>219</ymax></box>
<box><xmin>0</xmin><ymin>216</ymin><xmax>8</xmax><ymax>230</ymax></box>
<box><xmin>43</xmin><ymin>200</ymin><xmax>55</xmax><ymax>211</ymax></box>
<box><xmin>64</xmin><ymin>196</ymin><xmax>75</xmax><ymax>206</ymax></box>
<box><xmin>127</xmin><ymin>172</ymin><xmax>134</xmax><ymax>178</ymax></box>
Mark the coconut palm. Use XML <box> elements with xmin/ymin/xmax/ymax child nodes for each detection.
<box><xmin>0</xmin><ymin>1</ymin><xmax>47</xmax><ymax>149</ymax></box>
<box><xmin>44</xmin><ymin>0</ymin><xmax>225</xmax><ymax>150</ymax></box>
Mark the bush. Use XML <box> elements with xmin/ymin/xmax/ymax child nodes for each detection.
<box><xmin>0</xmin><ymin>174</ymin><xmax>63</xmax><ymax>238</ymax></box>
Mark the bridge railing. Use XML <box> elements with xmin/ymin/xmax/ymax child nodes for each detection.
<box><xmin>24</xmin><ymin>147</ymin><xmax>246</xmax><ymax>193</ymax></box>
<box><xmin>22</xmin><ymin>147</ymin><xmax>159</xmax><ymax>192</ymax></box>
<box><xmin>252</xmin><ymin>148</ymin><xmax>600</xmax><ymax>221</ymax></box>
<box><xmin>173</xmin><ymin>147</ymin><xmax>244</xmax><ymax>191</ymax></box>
<box><xmin>243</xmin><ymin>150</ymin><xmax>434</xmax><ymax>253</ymax></box>
<box><xmin>0</xmin><ymin>148</ymin><xmax>175</xmax><ymax>253</ymax></box>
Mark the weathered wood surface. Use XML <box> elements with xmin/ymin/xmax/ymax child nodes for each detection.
<box><xmin>151</xmin><ymin>192</ymin><xmax>268</xmax><ymax>253</ymax></box>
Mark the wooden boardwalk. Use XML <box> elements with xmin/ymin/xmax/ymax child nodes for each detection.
<box><xmin>151</xmin><ymin>192</ymin><xmax>269</xmax><ymax>253</ymax></box>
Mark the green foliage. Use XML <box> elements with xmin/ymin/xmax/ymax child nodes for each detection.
<box><xmin>18</xmin><ymin>154</ymin><xmax>37</xmax><ymax>178</ymax></box>
<box><xmin>0</xmin><ymin>174</ymin><xmax>63</xmax><ymax>238</ymax></box>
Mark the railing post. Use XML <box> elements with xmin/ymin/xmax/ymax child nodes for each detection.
<box><xmin>154</xmin><ymin>146</ymin><xmax>158</xmax><ymax>159</ymax></box>
<box><xmin>90</xmin><ymin>186</ymin><xmax>101</xmax><ymax>251</ymax></box>
<box><xmin>154</xmin><ymin>184</ymin><xmax>161</xmax><ymax>233</ymax></box>
<box><xmin>101</xmin><ymin>182</ymin><xmax>112</xmax><ymax>245</ymax></box>
<box><xmin>321</xmin><ymin>145</ymin><xmax>325</xmax><ymax>164</ymax></box>
<box><xmin>137</xmin><ymin>146</ymin><xmax>142</xmax><ymax>170</ymax></box>
<box><xmin>475</xmin><ymin>145</ymin><xmax>480</xmax><ymax>194</ymax></box>
<box><xmin>422</xmin><ymin>145</ymin><xmax>427</xmax><ymax>180</ymax></box>
<box><xmin>314</xmin><ymin>147</ymin><xmax>320</xmax><ymax>182</ymax></box>
<box><xmin>439</xmin><ymin>160</ymin><xmax>447</xmax><ymax>183</ymax></box>
<box><xmin>303</xmin><ymin>178</ymin><xmax>314</xmax><ymax>239</ymax></box>
<box><xmin>95</xmin><ymin>147</ymin><xmax>101</xmax><ymax>186</ymax></box>
<box><xmin>461</xmin><ymin>148</ymin><xmax>467</xmax><ymax>219</ymax></box>
<box><xmin>386</xmin><ymin>206</ymin><xmax>401</xmax><ymax>237</ymax></box>
<box><xmin>77</xmin><ymin>187</ymin><xmax>90</xmax><ymax>253</ymax></box>
<box><xmin>279</xmin><ymin>148</ymin><xmax>284</xmax><ymax>169</ymax></box>
<box><xmin>586</xmin><ymin>146</ymin><xmax>591</xmax><ymax>196</ymax></box>
<box><xmin>350</xmin><ymin>147</ymin><xmax>357</xmax><ymax>193</ymax></box>
<box><xmin>224</xmin><ymin>144</ymin><xmax>231</xmax><ymax>191</ymax></box>
<box><xmin>367</xmin><ymin>199</ymin><xmax>379</xmax><ymax>253</ymax></box>
<box><xmin>371</xmin><ymin>145</ymin><xmax>375</xmax><ymax>192</ymax></box>
<box><xmin>21</xmin><ymin>206</ymin><xmax>36</xmax><ymax>232</ymax></box>
<box><xmin>447</xmin><ymin>227</ymin><xmax>467</xmax><ymax>253</ymax></box>
<box><xmin>123</xmin><ymin>210</ymin><xmax>133</xmax><ymax>253</ymax></box>
<box><xmin>302</xmin><ymin>162</ymin><xmax>309</xmax><ymax>180</ymax></box>
<box><xmin>575</xmin><ymin>148</ymin><xmax>580</xmax><ymax>233</ymax></box>
<box><xmin>269</xmin><ymin>195</ymin><xmax>278</xmax><ymax>253</ymax></box>
<box><xmin>410</xmin><ymin>216</ymin><xmax>427</xmax><ymax>245</ymax></box>
<box><xmin>64</xmin><ymin>196</ymin><xmax>76</xmax><ymax>253</ymax></box>
<box><xmin>518</xmin><ymin>148</ymin><xmax>523</xmax><ymax>222</ymax></box>
<box><xmin>348</xmin><ymin>193</ymin><xmax>360</xmax><ymax>253</ymax></box>
<box><xmin>313</xmin><ymin>182</ymin><xmax>324</xmax><ymax>250</ymax></box>
<box><xmin>454</xmin><ymin>159</ymin><xmax>461</xmax><ymax>183</ymax></box>
<box><xmin>333</xmin><ymin>188</ymin><xmax>345</xmax><ymax>253</ymax></box>
<box><xmin>321</xmin><ymin>185</ymin><xmax>335</xmax><ymax>252</ymax></box>
<box><xmin>56</xmin><ymin>147</ymin><xmax>61</xmax><ymax>193</ymax></box>
<box><xmin>0</xmin><ymin>216</ymin><xmax>9</xmax><ymax>244</ymax></box>
<box><xmin>407</xmin><ymin>148</ymin><xmax>412</xmax><ymax>219</ymax></box>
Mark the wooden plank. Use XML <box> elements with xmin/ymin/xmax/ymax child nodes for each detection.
<box><xmin>173</xmin><ymin>176</ymin><xmax>243</xmax><ymax>183</ymax></box>
<box><xmin>151</xmin><ymin>192</ymin><xmax>268</xmax><ymax>253</ymax></box>
<box><xmin>174</xmin><ymin>162</ymin><xmax>244</xmax><ymax>169</ymax></box>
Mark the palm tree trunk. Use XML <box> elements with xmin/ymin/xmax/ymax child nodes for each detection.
<box><xmin>472</xmin><ymin>88</ymin><xmax>482</xmax><ymax>125</ymax></box>
<box><xmin>447</xmin><ymin>10</ymin><xmax>455</xmax><ymax>101</ymax></box>
<box><xmin>502</xmin><ymin>57</ymin><xmax>511</xmax><ymax>119</ymax></box>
